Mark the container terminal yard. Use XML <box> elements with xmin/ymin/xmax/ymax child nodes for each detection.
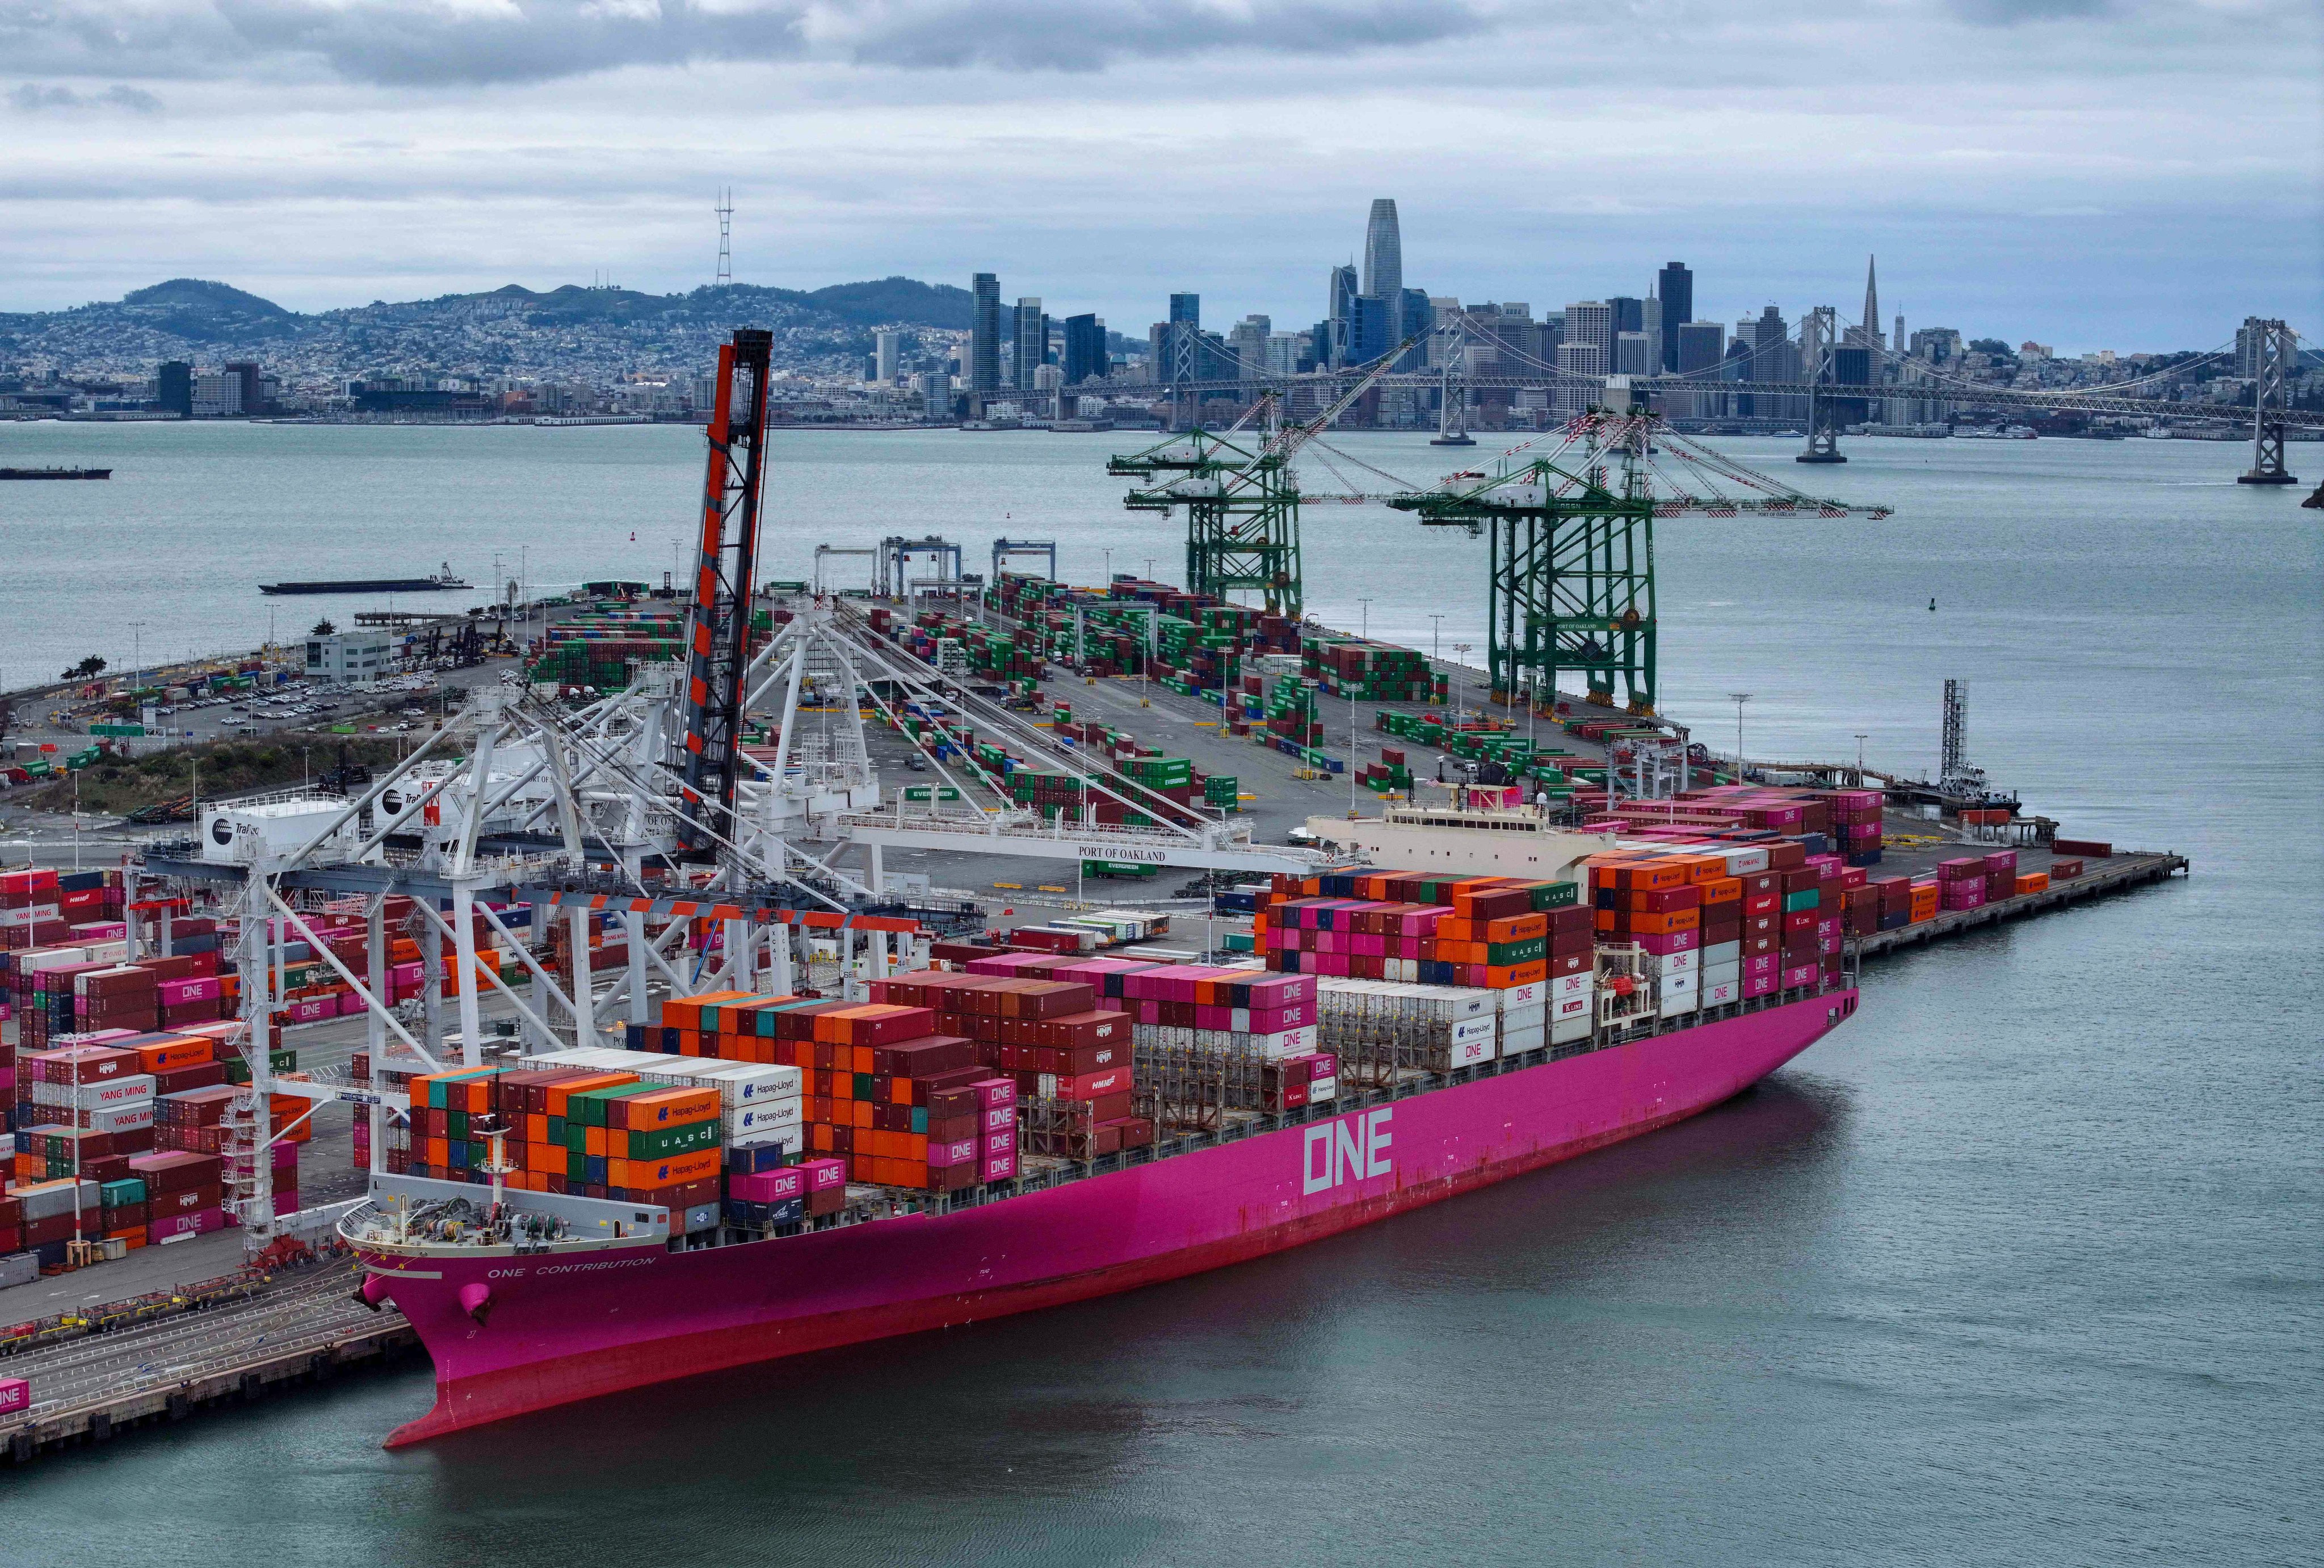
<box><xmin>0</xmin><ymin>331</ymin><xmax>2188</xmax><ymax>1464</ymax></box>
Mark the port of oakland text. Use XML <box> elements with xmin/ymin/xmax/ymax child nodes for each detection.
<box><xmin>1302</xmin><ymin>1106</ymin><xmax>1393</xmax><ymax>1195</ymax></box>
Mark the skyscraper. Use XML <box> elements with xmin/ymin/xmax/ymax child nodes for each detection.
<box><xmin>874</xmin><ymin>331</ymin><xmax>901</xmax><ymax>382</ymax></box>
<box><xmin>1322</xmin><ymin>264</ymin><xmax>1358</xmax><ymax>368</ymax></box>
<box><xmin>1564</xmin><ymin>301</ymin><xmax>1615</xmax><ymax>368</ymax></box>
<box><xmin>969</xmin><ymin>274</ymin><xmax>1001</xmax><ymax>393</ymax></box>
<box><xmin>156</xmin><ymin>360</ymin><xmax>192</xmax><ymax>418</ymax></box>
<box><xmin>1397</xmin><ymin>287</ymin><xmax>1431</xmax><ymax>367</ymax></box>
<box><xmin>1062</xmin><ymin>313</ymin><xmax>1107</xmax><ymax>384</ymax></box>
<box><xmin>1656</xmin><ymin>263</ymin><xmax>1693</xmax><ymax>371</ymax></box>
<box><xmin>1859</xmin><ymin>256</ymin><xmax>1881</xmax><ymax>351</ymax></box>
<box><xmin>1361</xmin><ymin>200</ymin><xmax>1402</xmax><ymax>304</ymax></box>
<box><xmin>1554</xmin><ymin>340</ymin><xmax>1606</xmax><ymax>414</ymax></box>
<box><xmin>1170</xmin><ymin>293</ymin><xmax>1200</xmax><ymax>326</ymax></box>
<box><xmin>1349</xmin><ymin>295</ymin><xmax>1392</xmax><ymax>367</ymax></box>
<box><xmin>1229</xmin><ymin>314</ymin><xmax>1272</xmax><ymax>379</ymax></box>
<box><xmin>1013</xmin><ymin>299</ymin><xmax>1044</xmax><ymax>392</ymax></box>
<box><xmin>1675</xmin><ymin>321</ymin><xmax>1725</xmax><ymax>375</ymax></box>
<box><xmin>1744</xmin><ymin>305</ymin><xmax>1792</xmax><ymax>375</ymax></box>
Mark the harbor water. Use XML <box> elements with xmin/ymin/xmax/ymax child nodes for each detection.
<box><xmin>1</xmin><ymin>423</ymin><xmax>2317</xmax><ymax>1566</ymax></box>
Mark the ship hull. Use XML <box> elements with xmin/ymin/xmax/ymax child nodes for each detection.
<box><xmin>259</xmin><ymin>578</ymin><xmax>467</xmax><ymax>595</ymax></box>
<box><xmin>363</xmin><ymin>990</ymin><xmax>1856</xmax><ymax>1446</ymax></box>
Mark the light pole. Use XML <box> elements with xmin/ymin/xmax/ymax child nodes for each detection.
<box><xmin>128</xmin><ymin>620</ymin><xmax>147</xmax><ymax>699</ymax></box>
<box><xmin>1729</xmin><ymin>692</ymin><xmax>1752</xmax><ymax>783</ymax></box>
<box><xmin>1854</xmin><ymin>732</ymin><xmax>1868</xmax><ymax>783</ymax></box>
<box><xmin>1358</xmin><ymin>597</ymin><xmax>1373</xmax><ymax>640</ymax></box>
<box><xmin>1103</xmin><ymin>548</ymin><xmax>1112</xmax><ymax>586</ymax></box>
<box><xmin>1453</xmin><ymin>643</ymin><xmax>1473</xmax><ymax>725</ymax></box>
<box><xmin>1428</xmin><ymin>614</ymin><xmax>1443</xmax><ymax>661</ymax></box>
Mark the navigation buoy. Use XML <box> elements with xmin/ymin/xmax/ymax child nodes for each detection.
<box><xmin>1928</xmin><ymin>598</ymin><xmax>1936</xmax><ymax>612</ymax></box>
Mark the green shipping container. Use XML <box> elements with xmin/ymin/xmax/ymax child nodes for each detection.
<box><xmin>1486</xmin><ymin>936</ymin><xmax>1548</xmax><ymax>966</ymax></box>
<box><xmin>1529</xmin><ymin>881</ymin><xmax>1581</xmax><ymax>910</ymax></box>
<box><xmin>624</xmin><ymin>1119</ymin><xmax>720</xmax><ymax>1159</ymax></box>
<box><xmin>1783</xmin><ymin>889</ymin><xmax>1821</xmax><ymax>913</ymax></box>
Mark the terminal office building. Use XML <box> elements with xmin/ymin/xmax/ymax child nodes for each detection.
<box><xmin>349</xmin><ymin>379</ymin><xmax>493</xmax><ymax>418</ymax></box>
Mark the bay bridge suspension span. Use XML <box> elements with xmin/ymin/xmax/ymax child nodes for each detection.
<box><xmin>1087</xmin><ymin>315</ymin><xmax>2314</xmax><ymax>486</ymax></box>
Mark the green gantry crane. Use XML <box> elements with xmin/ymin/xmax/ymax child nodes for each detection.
<box><xmin>1389</xmin><ymin>403</ymin><xmax>1888</xmax><ymax>716</ymax></box>
<box><xmin>1107</xmin><ymin>338</ymin><xmax>1423</xmax><ymax>620</ymax></box>
<box><xmin>1108</xmin><ymin>419</ymin><xmax>1302</xmax><ymax>615</ymax></box>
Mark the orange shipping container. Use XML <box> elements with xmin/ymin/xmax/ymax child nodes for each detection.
<box><xmin>608</xmin><ymin>1147</ymin><xmax>719</xmax><ymax>1190</ymax></box>
<box><xmin>2014</xmin><ymin>872</ymin><xmax>2050</xmax><ymax>896</ymax></box>
<box><xmin>616</xmin><ymin>1085</ymin><xmax>720</xmax><ymax>1129</ymax></box>
<box><xmin>137</xmin><ymin>1038</ymin><xmax>213</xmax><ymax>1073</ymax></box>
<box><xmin>1627</xmin><ymin>908</ymin><xmax>1700</xmax><ymax>936</ymax></box>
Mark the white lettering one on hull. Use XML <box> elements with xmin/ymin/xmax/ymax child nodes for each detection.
<box><xmin>1302</xmin><ymin>1106</ymin><xmax>1394</xmax><ymax>1195</ymax></box>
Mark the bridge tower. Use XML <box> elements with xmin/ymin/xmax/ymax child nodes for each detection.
<box><xmin>1432</xmin><ymin>325</ymin><xmax>1474</xmax><ymax>446</ymax></box>
<box><xmin>1797</xmin><ymin>305</ymin><xmax>1846</xmax><ymax>465</ymax></box>
<box><xmin>2237</xmin><ymin>319</ymin><xmax>2298</xmax><ymax>485</ymax></box>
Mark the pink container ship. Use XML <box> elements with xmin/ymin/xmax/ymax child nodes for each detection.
<box><xmin>346</xmin><ymin>986</ymin><xmax>1857</xmax><ymax>1447</ymax></box>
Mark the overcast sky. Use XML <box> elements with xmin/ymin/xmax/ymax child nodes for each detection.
<box><xmin>3</xmin><ymin>0</ymin><xmax>2317</xmax><ymax>351</ymax></box>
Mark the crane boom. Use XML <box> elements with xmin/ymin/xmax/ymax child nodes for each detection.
<box><xmin>673</xmin><ymin>327</ymin><xmax>774</xmax><ymax>859</ymax></box>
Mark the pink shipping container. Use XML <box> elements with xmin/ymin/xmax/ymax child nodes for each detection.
<box><xmin>157</xmin><ymin>976</ymin><xmax>224</xmax><ymax>1005</ymax></box>
<box><xmin>982</xmin><ymin>1150</ymin><xmax>1019</xmax><ymax>1183</ymax></box>
<box><xmin>0</xmin><ymin>1378</ymin><xmax>28</xmax><ymax>1416</ymax></box>
<box><xmin>153</xmin><ymin>1207</ymin><xmax>227</xmax><ymax>1241</ymax></box>
<box><xmin>730</xmin><ymin>1168</ymin><xmax>806</xmax><ymax>1204</ymax></box>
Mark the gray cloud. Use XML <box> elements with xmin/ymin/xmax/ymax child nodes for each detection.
<box><xmin>1</xmin><ymin>1</ymin><xmax>1497</xmax><ymax>87</ymax></box>
<box><xmin>8</xmin><ymin>81</ymin><xmax>162</xmax><ymax>111</ymax></box>
<box><xmin>1945</xmin><ymin>0</ymin><xmax>2113</xmax><ymax>23</ymax></box>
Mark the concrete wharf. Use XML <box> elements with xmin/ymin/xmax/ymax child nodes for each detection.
<box><xmin>1</xmin><ymin>1256</ymin><xmax>414</xmax><ymax>1466</ymax></box>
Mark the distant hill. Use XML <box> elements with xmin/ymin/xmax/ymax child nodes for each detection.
<box><xmin>801</xmin><ymin>277</ymin><xmax>972</xmax><ymax>331</ymax></box>
<box><xmin>116</xmin><ymin>277</ymin><xmax>301</xmax><ymax>343</ymax></box>
<box><xmin>0</xmin><ymin>275</ymin><xmax>971</xmax><ymax>375</ymax></box>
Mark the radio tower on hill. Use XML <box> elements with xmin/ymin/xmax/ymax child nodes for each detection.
<box><xmin>715</xmin><ymin>188</ymin><xmax>733</xmax><ymax>288</ymax></box>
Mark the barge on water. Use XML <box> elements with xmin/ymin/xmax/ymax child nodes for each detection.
<box><xmin>0</xmin><ymin>467</ymin><xmax>110</xmax><ymax>480</ymax></box>
<box><xmin>260</xmin><ymin>564</ymin><xmax>471</xmax><ymax>595</ymax></box>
